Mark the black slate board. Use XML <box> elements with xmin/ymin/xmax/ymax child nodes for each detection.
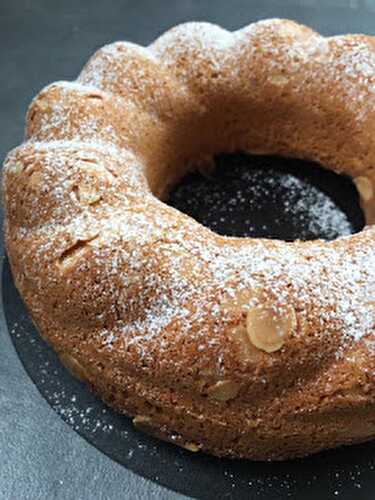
<box><xmin>1</xmin><ymin>1</ymin><xmax>375</xmax><ymax>499</ymax></box>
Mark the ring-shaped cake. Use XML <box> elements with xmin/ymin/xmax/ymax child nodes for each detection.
<box><xmin>3</xmin><ymin>19</ymin><xmax>375</xmax><ymax>459</ymax></box>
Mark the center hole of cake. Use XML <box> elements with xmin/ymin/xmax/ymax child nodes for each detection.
<box><xmin>166</xmin><ymin>153</ymin><xmax>365</xmax><ymax>241</ymax></box>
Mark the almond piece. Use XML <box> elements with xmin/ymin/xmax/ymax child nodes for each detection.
<box><xmin>269</xmin><ymin>74</ymin><xmax>289</xmax><ymax>86</ymax></box>
<box><xmin>246</xmin><ymin>304</ymin><xmax>296</xmax><ymax>353</ymax></box>
<box><xmin>37</xmin><ymin>99</ymin><xmax>49</xmax><ymax>111</ymax></box>
<box><xmin>182</xmin><ymin>442</ymin><xmax>202</xmax><ymax>452</ymax></box>
<box><xmin>58</xmin><ymin>232</ymin><xmax>99</xmax><ymax>272</ymax></box>
<box><xmin>29</xmin><ymin>171</ymin><xmax>43</xmax><ymax>189</ymax></box>
<box><xmin>74</xmin><ymin>163</ymin><xmax>112</xmax><ymax>205</ymax></box>
<box><xmin>354</xmin><ymin>176</ymin><xmax>373</xmax><ymax>202</ymax></box>
<box><xmin>207</xmin><ymin>379</ymin><xmax>240</xmax><ymax>401</ymax></box>
<box><xmin>59</xmin><ymin>353</ymin><xmax>88</xmax><ymax>381</ymax></box>
<box><xmin>133</xmin><ymin>415</ymin><xmax>153</xmax><ymax>427</ymax></box>
<box><xmin>75</xmin><ymin>182</ymin><xmax>101</xmax><ymax>205</ymax></box>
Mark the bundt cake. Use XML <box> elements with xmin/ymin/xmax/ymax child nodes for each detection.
<box><xmin>3</xmin><ymin>19</ymin><xmax>375</xmax><ymax>460</ymax></box>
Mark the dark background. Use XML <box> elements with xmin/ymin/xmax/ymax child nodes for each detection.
<box><xmin>1</xmin><ymin>1</ymin><xmax>375</xmax><ymax>499</ymax></box>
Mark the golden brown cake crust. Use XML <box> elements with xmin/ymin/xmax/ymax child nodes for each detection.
<box><xmin>3</xmin><ymin>19</ymin><xmax>375</xmax><ymax>460</ymax></box>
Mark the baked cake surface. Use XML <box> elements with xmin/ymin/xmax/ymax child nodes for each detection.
<box><xmin>2</xmin><ymin>19</ymin><xmax>375</xmax><ymax>459</ymax></box>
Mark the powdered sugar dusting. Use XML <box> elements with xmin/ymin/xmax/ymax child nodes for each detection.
<box><xmin>280</xmin><ymin>174</ymin><xmax>352</xmax><ymax>238</ymax></box>
<box><xmin>73</xmin><ymin>206</ymin><xmax>375</xmax><ymax>365</ymax></box>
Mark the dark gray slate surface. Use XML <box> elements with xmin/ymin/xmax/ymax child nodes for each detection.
<box><xmin>1</xmin><ymin>1</ymin><xmax>375</xmax><ymax>499</ymax></box>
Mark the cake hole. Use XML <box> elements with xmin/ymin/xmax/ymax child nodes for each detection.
<box><xmin>167</xmin><ymin>153</ymin><xmax>365</xmax><ymax>241</ymax></box>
